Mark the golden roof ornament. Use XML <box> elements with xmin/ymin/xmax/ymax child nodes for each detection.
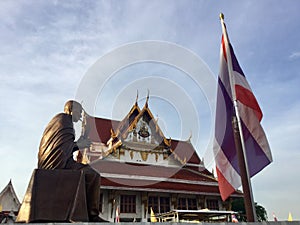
<box><xmin>145</xmin><ymin>89</ymin><xmax>150</xmax><ymax>108</ymax></box>
<box><xmin>135</xmin><ymin>90</ymin><xmax>139</xmax><ymax>106</ymax></box>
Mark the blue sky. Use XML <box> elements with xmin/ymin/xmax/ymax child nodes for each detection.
<box><xmin>1</xmin><ymin>0</ymin><xmax>300</xmax><ymax>221</ymax></box>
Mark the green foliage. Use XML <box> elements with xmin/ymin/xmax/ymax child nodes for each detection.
<box><xmin>231</xmin><ymin>198</ymin><xmax>268</xmax><ymax>222</ymax></box>
<box><xmin>255</xmin><ymin>203</ymin><xmax>268</xmax><ymax>222</ymax></box>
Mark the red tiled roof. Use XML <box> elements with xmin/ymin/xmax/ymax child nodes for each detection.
<box><xmin>91</xmin><ymin>160</ymin><xmax>242</xmax><ymax>196</ymax></box>
<box><xmin>91</xmin><ymin>160</ymin><xmax>214</xmax><ymax>183</ymax></box>
<box><xmin>90</xmin><ymin>160</ymin><xmax>219</xmax><ymax>193</ymax></box>
<box><xmin>86</xmin><ymin>117</ymin><xmax>119</xmax><ymax>143</ymax></box>
<box><xmin>170</xmin><ymin>140</ymin><xmax>201</xmax><ymax>164</ymax></box>
<box><xmin>101</xmin><ymin>177</ymin><xmax>221</xmax><ymax>194</ymax></box>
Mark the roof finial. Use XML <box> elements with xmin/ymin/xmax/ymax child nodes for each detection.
<box><xmin>187</xmin><ymin>130</ymin><xmax>193</xmax><ymax>142</ymax></box>
<box><xmin>135</xmin><ymin>90</ymin><xmax>139</xmax><ymax>106</ymax></box>
<box><xmin>145</xmin><ymin>89</ymin><xmax>150</xmax><ymax>108</ymax></box>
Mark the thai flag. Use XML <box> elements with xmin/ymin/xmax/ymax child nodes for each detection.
<box><xmin>214</xmin><ymin>19</ymin><xmax>273</xmax><ymax>201</ymax></box>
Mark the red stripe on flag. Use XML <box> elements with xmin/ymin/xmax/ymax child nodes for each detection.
<box><xmin>221</xmin><ymin>35</ymin><xmax>227</xmax><ymax>62</ymax></box>
<box><xmin>216</xmin><ymin>167</ymin><xmax>235</xmax><ymax>201</ymax></box>
<box><xmin>235</xmin><ymin>84</ymin><xmax>263</xmax><ymax>121</ymax></box>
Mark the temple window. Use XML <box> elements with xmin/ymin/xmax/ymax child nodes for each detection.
<box><xmin>148</xmin><ymin>196</ymin><xmax>170</xmax><ymax>213</ymax></box>
<box><xmin>206</xmin><ymin>199</ymin><xmax>219</xmax><ymax>210</ymax></box>
<box><xmin>159</xmin><ymin>197</ymin><xmax>170</xmax><ymax>213</ymax></box>
<box><xmin>120</xmin><ymin>195</ymin><xmax>136</xmax><ymax>213</ymax></box>
<box><xmin>148</xmin><ymin>196</ymin><xmax>159</xmax><ymax>213</ymax></box>
<box><xmin>177</xmin><ymin>197</ymin><xmax>197</xmax><ymax>210</ymax></box>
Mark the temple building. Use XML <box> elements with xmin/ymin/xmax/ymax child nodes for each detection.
<box><xmin>78</xmin><ymin>97</ymin><xmax>242</xmax><ymax>222</ymax></box>
<box><xmin>0</xmin><ymin>180</ymin><xmax>20</xmax><ymax>223</ymax></box>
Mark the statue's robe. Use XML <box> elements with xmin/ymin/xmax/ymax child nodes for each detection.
<box><xmin>38</xmin><ymin>113</ymin><xmax>78</xmax><ymax>169</ymax></box>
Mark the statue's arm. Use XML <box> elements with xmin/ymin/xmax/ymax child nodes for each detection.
<box><xmin>75</xmin><ymin>136</ymin><xmax>91</xmax><ymax>150</ymax></box>
<box><xmin>73</xmin><ymin>144</ymin><xmax>79</xmax><ymax>152</ymax></box>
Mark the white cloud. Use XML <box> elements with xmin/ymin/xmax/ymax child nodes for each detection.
<box><xmin>289</xmin><ymin>51</ymin><xmax>300</xmax><ymax>59</ymax></box>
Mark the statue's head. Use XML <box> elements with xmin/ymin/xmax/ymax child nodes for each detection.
<box><xmin>64</xmin><ymin>100</ymin><xmax>83</xmax><ymax>122</ymax></box>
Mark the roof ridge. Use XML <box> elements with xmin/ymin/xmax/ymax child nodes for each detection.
<box><xmin>184</xmin><ymin>167</ymin><xmax>217</xmax><ymax>182</ymax></box>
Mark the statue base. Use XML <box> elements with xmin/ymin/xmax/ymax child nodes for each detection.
<box><xmin>16</xmin><ymin>169</ymin><xmax>89</xmax><ymax>223</ymax></box>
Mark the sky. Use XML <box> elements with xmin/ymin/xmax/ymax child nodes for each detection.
<box><xmin>0</xmin><ymin>0</ymin><xmax>300</xmax><ymax>221</ymax></box>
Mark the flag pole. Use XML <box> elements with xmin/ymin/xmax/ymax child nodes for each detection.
<box><xmin>219</xmin><ymin>13</ymin><xmax>257</xmax><ymax>222</ymax></box>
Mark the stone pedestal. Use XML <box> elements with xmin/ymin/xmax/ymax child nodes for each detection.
<box><xmin>16</xmin><ymin>169</ymin><xmax>89</xmax><ymax>223</ymax></box>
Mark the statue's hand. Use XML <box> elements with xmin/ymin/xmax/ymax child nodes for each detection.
<box><xmin>77</xmin><ymin>136</ymin><xmax>91</xmax><ymax>149</ymax></box>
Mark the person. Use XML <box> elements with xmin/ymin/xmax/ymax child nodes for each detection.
<box><xmin>38</xmin><ymin>100</ymin><xmax>102</xmax><ymax>222</ymax></box>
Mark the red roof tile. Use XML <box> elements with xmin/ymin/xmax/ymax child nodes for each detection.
<box><xmin>86</xmin><ymin>117</ymin><xmax>119</xmax><ymax>143</ymax></box>
<box><xmin>92</xmin><ymin>160</ymin><xmax>242</xmax><ymax>196</ymax></box>
<box><xmin>101</xmin><ymin>177</ymin><xmax>220</xmax><ymax>194</ymax></box>
<box><xmin>91</xmin><ymin>160</ymin><xmax>217</xmax><ymax>184</ymax></box>
<box><xmin>170</xmin><ymin>140</ymin><xmax>201</xmax><ymax>164</ymax></box>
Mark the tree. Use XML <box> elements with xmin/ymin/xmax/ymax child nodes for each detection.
<box><xmin>255</xmin><ymin>203</ymin><xmax>268</xmax><ymax>222</ymax></box>
<box><xmin>231</xmin><ymin>198</ymin><xmax>268</xmax><ymax>222</ymax></box>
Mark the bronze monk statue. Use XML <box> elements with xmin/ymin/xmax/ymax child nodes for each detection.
<box><xmin>38</xmin><ymin>100</ymin><xmax>102</xmax><ymax>222</ymax></box>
